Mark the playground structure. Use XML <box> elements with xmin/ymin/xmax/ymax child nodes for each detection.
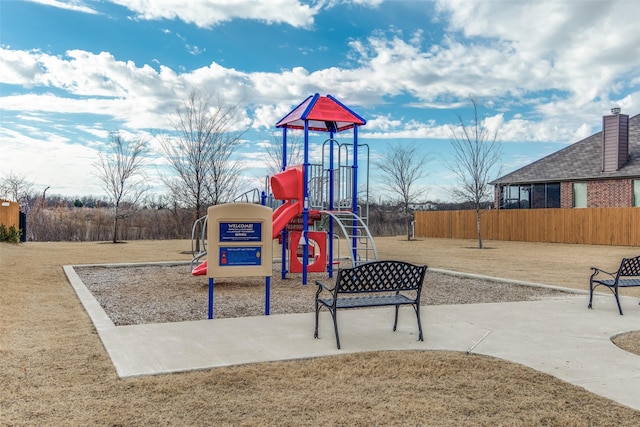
<box><xmin>191</xmin><ymin>93</ymin><xmax>377</xmax><ymax>285</ymax></box>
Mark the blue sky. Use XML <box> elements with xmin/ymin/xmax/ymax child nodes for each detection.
<box><xmin>1</xmin><ymin>0</ymin><xmax>640</xmax><ymax>203</ymax></box>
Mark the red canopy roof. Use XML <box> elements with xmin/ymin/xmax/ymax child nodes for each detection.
<box><xmin>275</xmin><ymin>94</ymin><xmax>366</xmax><ymax>132</ymax></box>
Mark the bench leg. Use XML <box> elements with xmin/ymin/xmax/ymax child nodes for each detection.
<box><xmin>331</xmin><ymin>309</ymin><xmax>341</xmax><ymax>349</ymax></box>
<box><xmin>614</xmin><ymin>288</ymin><xmax>624</xmax><ymax>315</ymax></box>
<box><xmin>393</xmin><ymin>305</ymin><xmax>399</xmax><ymax>332</ymax></box>
<box><xmin>589</xmin><ymin>280</ymin><xmax>625</xmax><ymax>315</ymax></box>
<box><xmin>315</xmin><ymin>303</ymin><xmax>341</xmax><ymax>349</ymax></box>
<box><xmin>414</xmin><ymin>304</ymin><xmax>423</xmax><ymax>341</ymax></box>
<box><xmin>314</xmin><ymin>301</ymin><xmax>320</xmax><ymax>339</ymax></box>
<box><xmin>393</xmin><ymin>305</ymin><xmax>424</xmax><ymax>342</ymax></box>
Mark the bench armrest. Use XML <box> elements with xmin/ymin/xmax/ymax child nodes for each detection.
<box><xmin>590</xmin><ymin>267</ymin><xmax>616</xmax><ymax>281</ymax></box>
<box><xmin>315</xmin><ymin>280</ymin><xmax>334</xmax><ymax>293</ymax></box>
<box><xmin>315</xmin><ymin>280</ymin><xmax>337</xmax><ymax>302</ymax></box>
<box><xmin>589</xmin><ymin>267</ymin><xmax>616</xmax><ymax>286</ymax></box>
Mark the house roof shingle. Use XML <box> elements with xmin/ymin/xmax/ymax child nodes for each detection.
<box><xmin>491</xmin><ymin>113</ymin><xmax>640</xmax><ymax>185</ymax></box>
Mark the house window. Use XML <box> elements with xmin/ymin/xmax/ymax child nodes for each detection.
<box><xmin>500</xmin><ymin>185</ymin><xmax>529</xmax><ymax>208</ymax></box>
<box><xmin>573</xmin><ymin>182</ymin><xmax>587</xmax><ymax>208</ymax></box>
<box><xmin>499</xmin><ymin>183</ymin><xmax>560</xmax><ymax>209</ymax></box>
<box><xmin>634</xmin><ymin>180</ymin><xmax>640</xmax><ymax>207</ymax></box>
<box><xmin>546</xmin><ymin>183</ymin><xmax>560</xmax><ymax>208</ymax></box>
<box><xmin>531</xmin><ymin>183</ymin><xmax>560</xmax><ymax>208</ymax></box>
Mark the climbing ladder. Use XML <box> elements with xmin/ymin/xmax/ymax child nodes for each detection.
<box><xmin>320</xmin><ymin>210</ymin><xmax>377</xmax><ymax>267</ymax></box>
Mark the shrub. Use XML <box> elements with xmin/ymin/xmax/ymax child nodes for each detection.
<box><xmin>0</xmin><ymin>224</ymin><xmax>22</xmax><ymax>244</ymax></box>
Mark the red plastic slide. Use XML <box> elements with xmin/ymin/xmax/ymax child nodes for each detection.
<box><xmin>270</xmin><ymin>165</ymin><xmax>304</xmax><ymax>238</ymax></box>
<box><xmin>192</xmin><ymin>260</ymin><xmax>208</xmax><ymax>276</ymax></box>
<box><xmin>191</xmin><ymin>166</ymin><xmax>304</xmax><ymax>276</ymax></box>
<box><xmin>271</xmin><ymin>201</ymin><xmax>301</xmax><ymax>238</ymax></box>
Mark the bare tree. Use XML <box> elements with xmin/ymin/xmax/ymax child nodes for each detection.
<box><xmin>94</xmin><ymin>132</ymin><xmax>149</xmax><ymax>243</ymax></box>
<box><xmin>447</xmin><ymin>97</ymin><xmax>502</xmax><ymax>249</ymax></box>
<box><xmin>262</xmin><ymin>132</ymin><xmax>303</xmax><ymax>176</ymax></box>
<box><xmin>159</xmin><ymin>91</ymin><xmax>246</xmax><ymax>227</ymax></box>
<box><xmin>0</xmin><ymin>171</ymin><xmax>34</xmax><ymax>204</ymax></box>
<box><xmin>375</xmin><ymin>141</ymin><xmax>431</xmax><ymax>240</ymax></box>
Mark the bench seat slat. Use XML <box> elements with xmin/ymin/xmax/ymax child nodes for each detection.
<box><xmin>593</xmin><ymin>278</ymin><xmax>640</xmax><ymax>288</ymax></box>
<box><xmin>319</xmin><ymin>293</ymin><xmax>415</xmax><ymax>309</ymax></box>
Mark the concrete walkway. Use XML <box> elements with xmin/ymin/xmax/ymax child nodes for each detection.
<box><xmin>64</xmin><ymin>265</ymin><xmax>640</xmax><ymax>412</ymax></box>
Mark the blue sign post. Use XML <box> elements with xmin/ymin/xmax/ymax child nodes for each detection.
<box><xmin>206</xmin><ymin>204</ymin><xmax>273</xmax><ymax>319</ymax></box>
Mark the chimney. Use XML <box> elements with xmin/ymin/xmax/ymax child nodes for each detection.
<box><xmin>602</xmin><ymin>107</ymin><xmax>629</xmax><ymax>172</ymax></box>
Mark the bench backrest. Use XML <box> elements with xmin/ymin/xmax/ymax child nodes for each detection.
<box><xmin>617</xmin><ymin>255</ymin><xmax>640</xmax><ymax>278</ymax></box>
<box><xmin>335</xmin><ymin>261</ymin><xmax>427</xmax><ymax>294</ymax></box>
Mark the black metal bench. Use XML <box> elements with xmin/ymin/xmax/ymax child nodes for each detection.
<box><xmin>588</xmin><ymin>255</ymin><xmax>640</xmax><ymax>315</ymax></box>
<box><xmin>314</xmin><ymin>260</ymin><xmax>427</xmax><ymax>349</ymax></box>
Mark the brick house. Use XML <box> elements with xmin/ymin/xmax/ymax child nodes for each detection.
<box><xmin>491</xmin><ymin>109</ymin><xmax>640</xmax><ymax>209</ymax></box>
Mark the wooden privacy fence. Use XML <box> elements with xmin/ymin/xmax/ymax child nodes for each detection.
<box><xmin>0</xmin><ymin>199</ymin><xmax>20</xmax><ymax>230</ymax></box>
<box><xmin>414</xmin><ymin>208</ymin><xmax>640</xmax><ymax>247</ymax></box>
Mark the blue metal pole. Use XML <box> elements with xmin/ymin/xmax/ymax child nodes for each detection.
<box><xmin>328</xmin><ymin>132</ymin><xmax>335</xmax><ymax>277</ymax></box>
<box><xmin>281</xmin><ymin>127</ymin><xmax>288</xmax><ymax>280</ymax></box>
<box><xmin>208</xmin><ymin>277</ymin><xmax>214</xmax><ymax>319</ymax></box>
<box><xmin>265</xmin><ymin>276</ymin><xmax>271</xmax><ymax>315</ymax></box>
<box><xmin>281</xmin><ymin>228</ymin><xmax>288</xmax><ymax>280</ymax></box>
<box><xmin>302</xmin><ymin>120</ymin><xmax>310</xmax><ymax>285</ymax></box>
<box><xmin>282</xmin><ymin>126</ymin><xmax>288</xmax><ymax>171</ymax></box>
<box><xmin>352</xmin><ymin>126</ymin><xmax>359</xmax><ymax>214</ymax></box>
<box><xmin>352</xmin><ymin>126</ymin><xmax>359</xmax><ymax>259</ymax></box>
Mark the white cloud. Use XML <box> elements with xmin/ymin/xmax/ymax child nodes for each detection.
<box><xmin>252</xmin><ymin>105</ymin><xmax>291</xmax><ymax>131</ymax></box>
<box><xmin>26</xmin><ymin>0</ymin><xmax>99</xmax><ymax>14</ymax></box>
<box><xmin>76</xmin><ymin>126</ymin><xmax>110</xmax><ymax>140</ymax></box>
<box><xmin>330</xmin><ymin>0</ymin><xmax>384</xmax><ymax>6</ymax></box>
<box><xmin>362</xmin><ymin>116</ymin><xmax>451</xmax><ymax>140</ymax></box>
<box><xmin>14</xmin><ymin>113</ymin><xmax>52</xmax><ymax>124</ymax></box>
<box><xmin>29</xmin><ymin>0</ymin><xmax>326</xmax><ymax>28</ymax></box>
<box><xmin>363</xmin><ymin>112</ymin><xmax>599</xmax><ymax>146</ymax></box>
<box><xmin>0</xmin><ymin>48</ymin><xmax>44</xmax><ymax>85</ymax></box>
<box><xmin>0</xmin><ymin>127</ymin><xmax>103</xmax><ymax>195</ymax></box>
<box><xmin>365</xmin><ymin>114</ymin><xmax>403</xmax><ymax>132</ymax></box>
<box><xmin>0</xmin><ymin>43</ymin><xmax>634</xmax><ymax>163</ymax></box>
<box><xmin>108</xmin><ymin>0</ymin><xmax>318</xmax><ymax>28</ymax></box>
<box><xmin>434</xmin><ymin>0</ymin><xmax>640</xmax><ymax>109</ymax></box>
<box><xmin>483</xmin><ymin>114</ymin><xmax>504</xmax><ymax>137</ymax></box>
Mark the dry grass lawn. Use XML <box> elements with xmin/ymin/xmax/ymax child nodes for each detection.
<box><xmin>2</xmin><ymin>237</ymin><xmax>640</xmax><ymax>426</ymax></box>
